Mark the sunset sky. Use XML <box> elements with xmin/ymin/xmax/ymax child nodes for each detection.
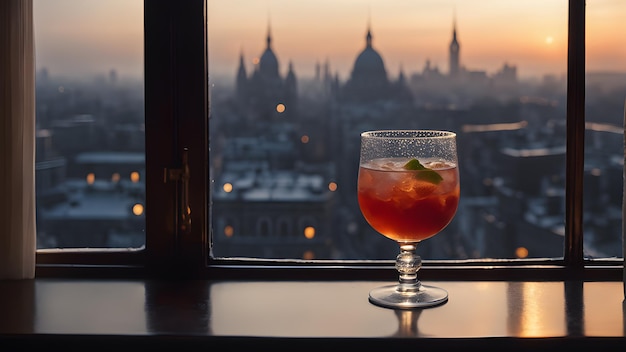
<box><xmin>33</xmin><ymin>0</ymin><xmax>626</xmax><ymax>82</ymax></box>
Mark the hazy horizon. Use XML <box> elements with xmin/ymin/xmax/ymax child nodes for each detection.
<box><xmin>33</xmin><ymin>0</ymin><xmax>626</xmax><ymax>82</ymax></box>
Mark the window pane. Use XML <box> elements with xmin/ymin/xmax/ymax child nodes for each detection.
<box><xmin>583</xmin><ymin>0</ymin><xmax>626</xmax><ymax>260</ymax></box>
<box><xmin>34</xmin><ymin>0</ymin><xmax>145</xmax><ymax>249</ymax></box>
<box><xmin>208</xmin><ymin>0</ymin><xmax>571</xmax><ymax>260</ymax></box>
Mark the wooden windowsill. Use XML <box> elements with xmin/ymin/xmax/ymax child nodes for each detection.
<box><xmin>0</xmin><ymin>278</ymin><xmax>624</xmax><ymax>349</ymax></box>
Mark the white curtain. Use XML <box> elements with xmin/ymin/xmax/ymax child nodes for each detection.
<box><xmin>0</xmin><ymin>0</ymin><xmax>36</xmax><ymax>279</ymax></box>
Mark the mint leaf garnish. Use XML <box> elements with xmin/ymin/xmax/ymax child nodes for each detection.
<box><xmin>403</xmin><ymin>158</ymin><xmax>443</xmax><ymax>184</ymax></box>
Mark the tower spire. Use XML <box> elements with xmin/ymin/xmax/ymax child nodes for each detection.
<box><xmin>449</xmin><ymin>9</ymin><xmax>460</xmax><ymax>78</ymax></box>
<box><xmin>452</xmin><ymin>7</ymin><xmax>457</xmax><ymax>40</ymax></box>
<box><xmin>366</xmin><ymin>11</ymin><xmax>372</xmax><ymax>48</ymax></box>
<box><xmin>266</xmin><ymin>20</ymin><xmax>272</xmax><ymax>49</ymax></box>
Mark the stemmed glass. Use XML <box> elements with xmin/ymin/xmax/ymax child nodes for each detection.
<box><xmin>357</xmin><ymin>130</ymin><xmax>460</xmax><ymax>309</ymax></box>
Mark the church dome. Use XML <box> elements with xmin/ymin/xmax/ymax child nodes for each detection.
<box><xmin>260</xmin><ymin>48</ymin><xmax>279</xmax><ymax>77</ymax></box>
<box><xmin>350</xmin><ymin>29</ymin><xmax>387</xmax><ymax>82</ymax></box>
<box><xmin>259</xmin><ymin>32</ymin><xmax>279</xmax><ymax>79</ymax></box>
<box><xmin>342</xmin><ymin>26</ymin><xmax>402</xmax><ymax>103</ymax></box>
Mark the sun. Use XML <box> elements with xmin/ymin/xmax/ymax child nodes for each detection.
<box><xmin>545</xmin><ymin>36</ymin><xmax>554</xmax><ymax>45</ymax></box>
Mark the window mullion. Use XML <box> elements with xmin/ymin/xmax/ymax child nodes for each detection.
<box><xmin>564</xmin><ymin>0</ymin><xmax>585</xmax><ymax>271</ymax></box>
<box><xmin>172</xmin><ymin>0</ymin><xmax>209</xmax><ymax>274</ymax></box>
<box><xmin>145</xmin><ymin>0</ymin><xmax>208</xmax><ymax>276</ymax></box>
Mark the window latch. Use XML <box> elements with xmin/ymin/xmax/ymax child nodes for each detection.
<box><xmin>164</xmin><ymin>147</ymin><xmax>191</xmax><ymax>235</ymax></box>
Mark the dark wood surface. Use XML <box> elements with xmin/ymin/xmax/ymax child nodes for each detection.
<box><xmin>0</xmin><ymin>278</ymin><xmax>624</xmax><ymax>350</ymax></box>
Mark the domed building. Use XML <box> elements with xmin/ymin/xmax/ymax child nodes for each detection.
<box><xmin>341</xmin><ymin>26</ymin><xmax>412</xmax><ymax>103</ymax></box>
<box><xmin>258</xmin><ymin>32</ymin><xmax>280</xmax><ymax>79</ymax></box>
<box><xmin>236</xmin><ymin>26</ymin><xmax>298</xmax><ymax>121</ymax></box>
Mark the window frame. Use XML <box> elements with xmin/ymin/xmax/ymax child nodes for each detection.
<box><xmin>35</xmin><ymin>0</ymin><xmax>624</xmax><ymax>282</ymax></box>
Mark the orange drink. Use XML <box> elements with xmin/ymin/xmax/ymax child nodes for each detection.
<box><xmin>358</xmin><ymin>130</ymin><xmax>457</xmax><ymax>308</ymax></box>
<box><xmin>358</xmin><ymin>157</ymin><xmax>459</xmax><ymax>242</ymax></box>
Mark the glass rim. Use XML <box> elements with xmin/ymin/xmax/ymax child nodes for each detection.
<box><xmin>361</xmin><ymin>129</ymin><xmax>456</xmax><ymax>139</ymax></box>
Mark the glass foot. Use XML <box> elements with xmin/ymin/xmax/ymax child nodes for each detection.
<box><xmin>369</xmin><ymin>283</ymin><xmax>448</xmax><ymax>309</ymax></box>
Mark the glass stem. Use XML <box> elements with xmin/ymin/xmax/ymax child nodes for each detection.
<box><xmin>396</xmin><ymin>242</ymin><xmax>421</xmax><ymax>293</ymax></box>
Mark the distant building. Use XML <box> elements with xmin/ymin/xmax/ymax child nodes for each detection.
<box><xmin>35</xmin><ymin>129</ymin><xmax>67</xmax><ymax>208</ymax></box>
<box><xmin>211</xmin><ymin>24</ymin><xmax>340</xmax><ymax>259</ymax></box>
<box><xmin>340</xmin><ymin>25</ymin><xmax>412</xmax><ymax>103</ymax></box>
<box><xmin>36</xmin><ymin>148</ymin><xmax>145</xmax><ymax>248</ymax></box>
<box><xmin>493</xmin><ymin>63</ymin><xmax>518</xmax><ymax>86</ymax></box>
<box><xmin>408</xmin><ymin>15</ymin><xmax>521</xmax><ymax>109</ymax></box>
<box><xmin>235</xmin><ymin>25</ymin><xmax>298</xmax><ymax>121</ymax></box>
<box><xmin>211</xmin><ymin>161</ymin><xmax>336</xmax><ymax>259</ymax></box>
<box><xmin>449</xmin><ymin>16</ymin><xmax>460</xmax><ymax>78</ymax></box>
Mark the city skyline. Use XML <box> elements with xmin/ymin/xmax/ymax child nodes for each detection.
<box><xmin>33</xmin><ymin>0</ymin><xmax>626</xmax><ymax>81</ymax></box>
<box><xmin>31</xmin><ymin>1</ymin><xmax>625</xmax><ymax>260</ymax></box>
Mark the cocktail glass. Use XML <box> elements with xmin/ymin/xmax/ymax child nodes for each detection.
<box><xmin>357</xmin><ymin>130</ymin><xmax>460</xmax><ymax>309</ymax></box>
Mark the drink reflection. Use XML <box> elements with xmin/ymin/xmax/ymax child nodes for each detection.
<box><xmin>391</xmin><ymin>309</ymin><xmax>426</xmax><ymax>337</ymax></box>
